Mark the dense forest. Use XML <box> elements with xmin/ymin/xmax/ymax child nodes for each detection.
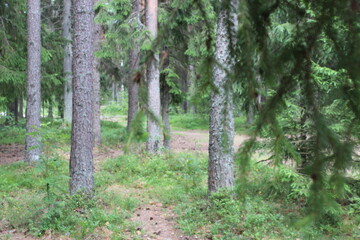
<box><xmin>0</xmin><ymin>0</ymin><xmax>360</xmax><ymax>239</ymax></box>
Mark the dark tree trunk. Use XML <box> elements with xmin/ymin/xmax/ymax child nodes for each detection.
<box><xmin>127</xmin><ymin>0</ymin><xmax>140</xmax><ymax>130</ymax></box>
<box><xmin>47</xmin><ymin>101</ymin><xmax>53</xmax><ymax>118</ymax></box>
<box><xmin>7</xmin><ymin>98</ymin><xmax>18</xmax><ymax>124</ymax></box>
<box><xmin>146</xmin><ymin>0</ymin><xmax>162</xmax><ymax>153</ymax></box>
<box><xmin>25</xmin><ymin>0</ymin><xmax>42</xmax><ymax>162</ymax></box>
<box><xmin>208</xmin><ymin>2</ymin><xmax>238</xmax><ymax>194</ymax></box>
<box><xmin>18</xmin><ymin>93</ymin><xmax>24</xmax><ymax>119</ymax></box>
<box><xmin>70</xmin><ymin>0</ymin><xmax>95</xmax><ymax>195</ymax></box>
<box><xmin>63</xmin><ymin>0</ymin><xmax>72</xmax><ymax>122</ymax></box>
<box><xmin>93</xmin><ymin>0</ymin><xmax>102</xmax><ymax>146</ymax></box>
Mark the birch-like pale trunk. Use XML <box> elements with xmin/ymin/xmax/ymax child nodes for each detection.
<box><xmin>25</xmin><ymin>0</ymin><xmax>41</xmax><ymax>163</ymax></box>
<box><xmin>208</xmin><ymin>2</ymin><xmax>238</xmax><ymax>193</ymax></box>
<box><xmin>145</xmin><ymin>0</ymin><xmax>162</xmax><ymax>153</ymax></box>
<box><xmin>70</xmin><ymin>0</ymin><xmax>95</xmax><ymax>195</ymax></box>
<box><xmin>63</xmin><ymin>0</ymin><xmax>72</xmax><ymax>122</ymax></box>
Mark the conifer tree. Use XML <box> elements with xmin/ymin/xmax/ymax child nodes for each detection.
<box><xmin>69</xmin><ymin>0</ymin><xmax>95</xmax><ymax>195</ymax></box>
<box><xmin>208</xmin><ymin>0</ymin><xmax>238</xmax><ymax>193</ymax></box>
<box><xmin>146</xmin><ymin>0</ymin><xmax>162</xmax><ymax>153</ymax></box>
<box><xmin>25</xmin><ymin>0</ymin><xmax>42</xmax><ymax>162</ymax></box>
<box><xmin>63</xmin><ymin>0</ymin><xmax>72</xmax><ymax>122</ymax></box>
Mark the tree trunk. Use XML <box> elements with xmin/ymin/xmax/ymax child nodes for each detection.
<box><xmin>47</xmin><ymin>101</ymin><xmax>53</xmax><ymax>118</ymax></box>
<box><xmin>161</xmin><ymin>82</ymin><xmax>171</xmax><ymax>149</ymax></box>
<box><xmin>70</xmin><ymin>0</ymin><xmax>95</xmax><ymax>195</ymax></box>
<box><xmin>146</xmin><ymin>0</ymin><xmax>162</xmax><ymax>153</ymax></box>
<box><xmin>18</xmin><ymin>93</ymin><xmax>24</xmax><ymax>119</ymax></box>
<box><xmin>247</xmin><ymin>103</ymin><xmax>254</xmax><ymax>124</ymax></box>
<box><xmin>127</xmin><ymin>0</ymin><xmax>140</xmax><ymax>131</ymax></box>
<box><xmin>188</xmin><ymin>62</ymin><xmax>196</xmax><ymax>114</ymax></box>
<box><xmin>208</xmin><ymin>3</ymin><xmax>238</xmax><ymax>194</ymax></box>
<box><xmin>25</xmin><ymin>0</ymin><xmax>42</xmax><ymax>162</ymax></box>
<box><xmin>63</xmin><ymin>0</ymin><xmax>72</xmax><ymax>123</ymax></box>
<box><xmin>93</xmin><ymin>0</ymin><xmax>102</xmax><ymax>146</ymax></box>
<box><xmin>7</xmin><ymin>98</ymin><xmax>18</xmax><ymax>124</ymax></box>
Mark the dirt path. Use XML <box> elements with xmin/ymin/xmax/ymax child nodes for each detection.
<box><xmin>171</xmin><ymin>129</ymin><xmax>249</xmax><ymax>153</ymax></box>
<box><xmin>0</xmin><ymin>126</ymin><xmax>249</xmax><ymax>240</ymax></box>
<box><xmin>131</xmin><ymin>202</ymin><xmax>196</xmax><ymax>240</ymax></box>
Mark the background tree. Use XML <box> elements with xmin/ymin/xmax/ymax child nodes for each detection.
<box><xmin>25</xmin><ymin>0</ymin><xmax>42</xmax><ymax>162</ymax></box>
<box><xmin>127</xmin><ymin>0</ymin><xmax>141</xmax><ymax>130</ymax></box>
<box><xmin>63</xmin><ymin>0</ymin><xmax>72</xmax><ymax>122</ymax></box>
<box><xmin>93</xmin><ymin>0</ymin><xmax>102</xmax><ymax>146</ymax></box>
<box><xmin>69</xmin><ymin>0</ymin><xmax>95</xmax><ymax>195</ymax></box>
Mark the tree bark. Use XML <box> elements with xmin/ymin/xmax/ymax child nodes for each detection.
<box><xmin>161</xmin><ymin>81</ymin><xmax>171</xmax><ymax>149</ymax></box>
<box><xmin>63</xmin><ymin>0</ymin><xmax>72</xmax><ymax>123</ymax></box>
<box><xmin>93</xmin><ymin>0</ymin><xmax>102</xmax><ymax>146</ymax></box>
<box><xmin>18</xmin><ymin>93</ymin><xmax>24</xmax><ymax>119</ymax></box>
<box><xmin>188</xmin><ymin>62</ymin><xmax>196</xmax><ymax>114</ymax></box>
<box><xmin>25</xmin><ymin>0</ymin><xmax>42</xmax><ymax>162</ymax></box>
<box><xmin>247</xmin><ymin>103</ymin><xmax>254</xmax><ymax>124</ymax></box>
<box><xmin>7</xmin><ymin>98</ymin><xmax>18</xmax><ymax>124</ymax></box>
<box><xmin>145</xmin><ymin>0</ymin><xmax>162</xmax><ymax>153</ymax></box>
<box><xmin>70</xmin><ymin>0</ymin><xmax>95</xmax><ymax>195</ymax></box>
<box><xmin>127</xmin><ymin>40</ymin><xmax>140</xmax><ymax>130</ymax></box>
<box><xmin>208</xmin><ymin>3</ymin><xmax>238</xmax><ymax>194</ymax></box>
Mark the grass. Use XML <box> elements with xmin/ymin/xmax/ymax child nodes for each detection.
<box><xmin>1</xmin><ymin>151</ymin><xmax>359</xmax><ymax>239</ymax></box>
<box><xmin>97</xmin><ymin>153</ymin><xmax>360</xmax><ymax>240</ymax></box>
<box><xmin>0</xmin><ymin>114</ymin><xmax>359</xmax><ymax>239</ymax></box>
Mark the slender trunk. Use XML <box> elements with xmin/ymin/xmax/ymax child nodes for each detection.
<box><xmin>247</xmin><ymin>103</ymin><xmax>254</xmax><ymax>124</ymax></box>
<box><xmin>208</xmin><ymin>3</ymin><xmax>238</xmax><ymax>194</ymax></box>
<box><xmin>127</xmin><ymin>47</ymin><xmax>140</xmax><ymax>130</ymax></box>
<box><xmin>47</xmin><ymin>102</ymin><xmax>53</xmax><ymax>118</ymax></box>
<box><xmin>161</xmin><ymin>82</ymin><xmax>170</xmax><ymax>149</ymax></box>
<box><xmin>25</xmin><ymin>0</ymin><xmax>42</xmax><ymax>162</ymax></box>
<box><xmin>188</xmin><ymin>62</ymin><xmax>196</xmax><ymax>114</ymax></box>
<box><xmin>19</xmin><ymin>93</ymin><xmax>24</xmax><ymax>119</ymax></box>
<box><xmin>112</xmin><ymin>81</ymin><xmax>117</xmax><ymax>102</ymax></box>
<box><xmin>93</xmin><ymin>0</ymin><xmax>102</xmax><ymax>146</ymax></box>
<box><xmin>7</xmin><ymin>98</ymin><xmax>18</xmax><ymax>124</ymax></box>
<box><xmin>63</xmin><ymin>0</ymin><xmax>72</xmax><ymax>122</ymax></box>
<box><xmin>146</xmin><ymin>0</ymin><xmax>162</xmax><ymax>153</ymax></box>
<box><xmin>127</xmin><ymin>0</ymin><xmax>140</xmax><ymax>130</ymax></box>
<box><xmin>70</xmin><ymin>0</ymin><xmax>95</xmax><ymax>195</ymax></box>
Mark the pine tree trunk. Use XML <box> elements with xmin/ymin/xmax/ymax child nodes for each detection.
<box><xmin>93</xmin><ymin>0</ymin><xmax>102</xmax><ymax>146</ymax></box>
<box><xmin>208</xmin><ymin>4</ymin><xmax>238</xmax><ymax>193</ymax></box>
<box><xmin>188</xmin><ymin>62</ymin><xmax>196</xmax><ymax>114</ymax></box>
<box><xmin>127</xmin><ymin>0</ymin><xmax>141</xmax><ymax>130</ymax></box>
<box><xmin>161</xmin><ymin>82</ymin><xmax>171</xmax><ymax>149</ymax></box>
<box><xmin>47</xmin><ymin>102</ymin><xmax>53</xmax><ymax>118</ymax></box>
<box><xmin>70</xmin><ymin>0</ymin><xmax>95</xmax><ymax>195</ymax></box>
<box><xmin>7</xmin><ymin>98</ymin><xmax>18</xmax><ymax>124</ymax></box>
<box><xmin>247</xmin><ymin>104</ymin><xmax>254</xmax><ymax>124</ymax></box>
<box><xmin>127</xmin><ymin>25</ymin><xmax>140</xmax><ymax>130</ymax></box>
<box><xmin>25</xmin><ymin>0</ymin><xmax>42</xmax><ymax>162</ymax></box>
<box><xmin>18</xmin><ymin>93</ymin><xmax>24</xmax><ymax>119</ymax></box>
<box><xmin>146</xmin><ymin>0</ymin><xmax>162</xmax><ymax>153</ymax></box>
<box><xmin>63</xmin><ymin>0</ymin><xmax>72</xmax><ymax>123</ymax></box>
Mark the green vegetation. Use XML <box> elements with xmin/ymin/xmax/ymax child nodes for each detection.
<box><xmin>1</xmin><ymin>146</ymin><xmax>359</xmax><ymax>239</ymax></box>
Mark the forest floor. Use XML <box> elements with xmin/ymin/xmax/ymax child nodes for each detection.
<box><xmin>0</xmin><ymin>124</ymin><xmax>249</xmax><ymax>240</ymax></box>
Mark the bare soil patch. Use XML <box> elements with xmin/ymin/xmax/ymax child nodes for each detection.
<box><xmin>171</xmin><ymin>130</ymin><xmax>249</xmax><ymax>153</ymax></box>
<box><xmin>0</xmin><ymin>144</ymin><xmax>24</xmax><ymax>165</ymax></box>
<box><xmin>131</xmin><ymin>202</ymin><xmax>198</xmax><ymax>240</ymax></box>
